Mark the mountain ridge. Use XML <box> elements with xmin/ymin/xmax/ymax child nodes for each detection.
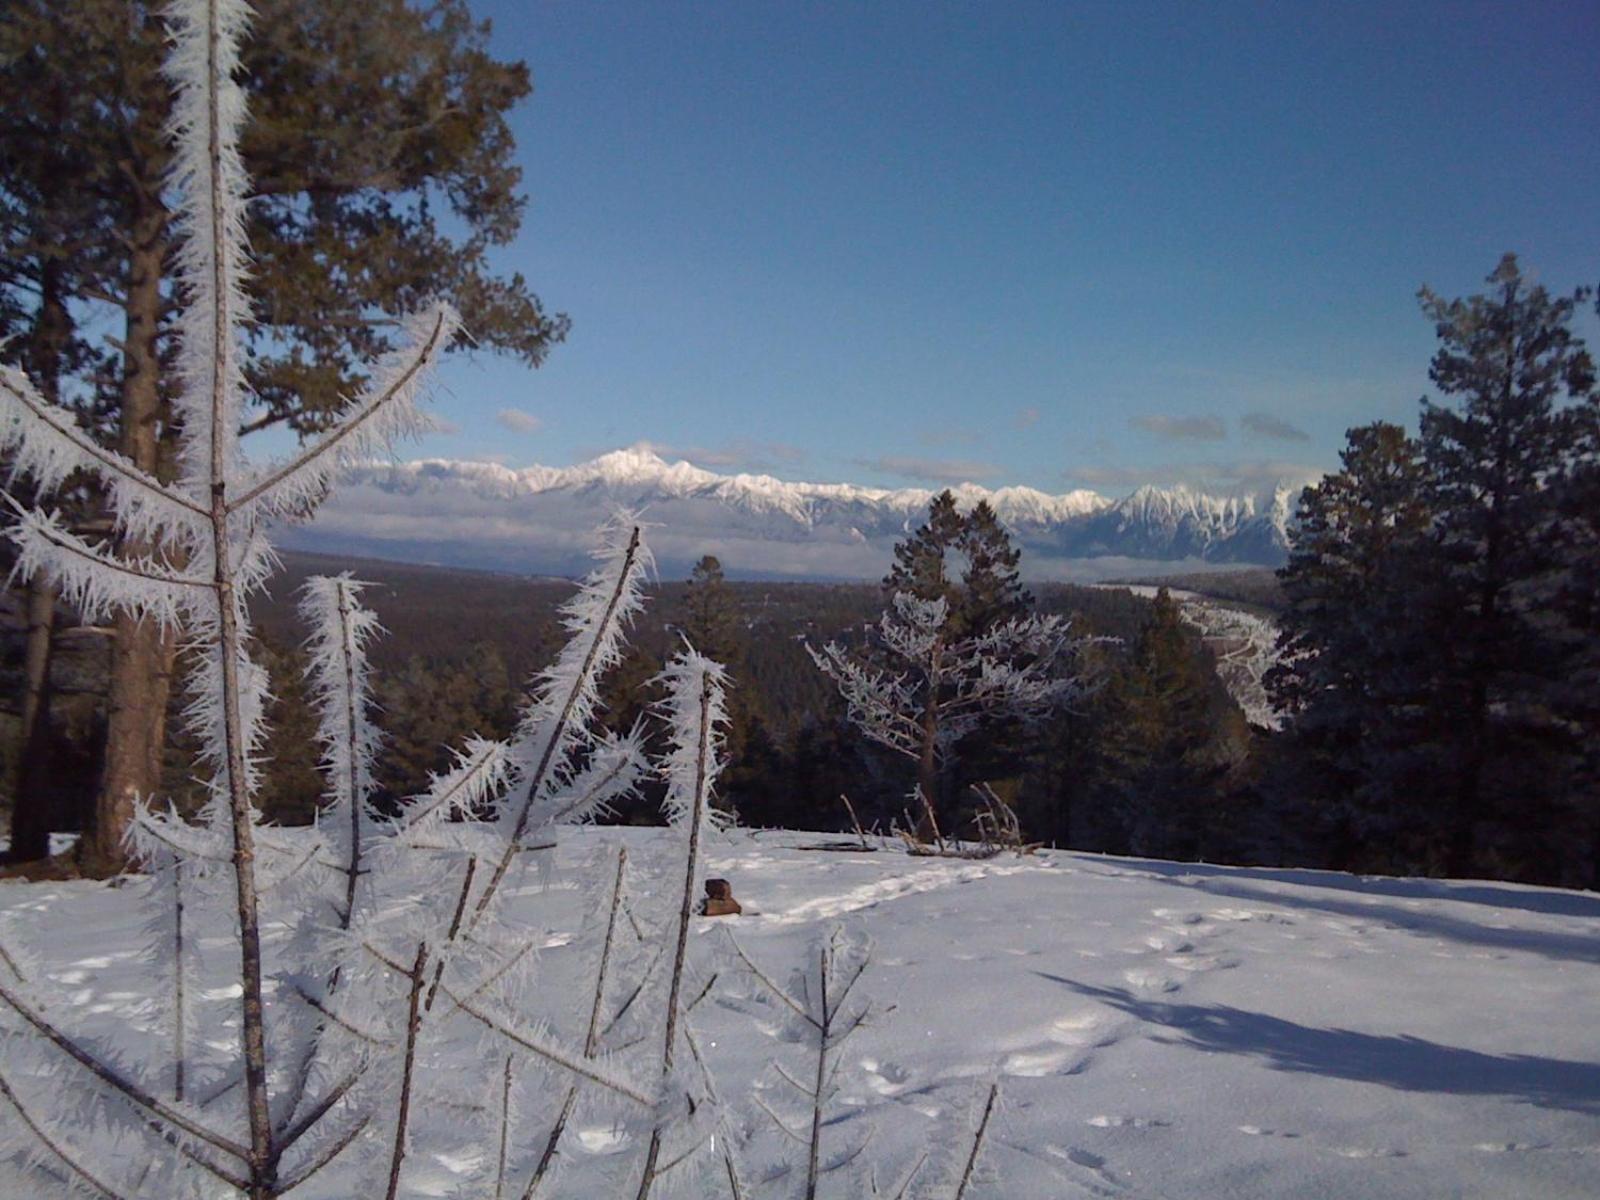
<box><xmin>288</xmin><ymin>446</ymin><xmax>1307</xmax><ymax>580</ymax></box>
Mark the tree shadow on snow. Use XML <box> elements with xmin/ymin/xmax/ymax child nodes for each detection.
<box><xmin>1036</xmin><ymin>973</ymin><xmax>1600</xmax><ymax>1116</ymax></box>
<box><xmin>1150</xmin><ymin>874</ymin><xmax>1600</xmax><ymax>967</ymax></box>
<box><xmin>1081</xmin><ymin>855</ymin><xmax>1600</xmax><ymax>921</ymax></box>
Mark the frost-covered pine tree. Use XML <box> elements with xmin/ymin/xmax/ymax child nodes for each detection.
<box><xmin>809</xmin><ymin>592</ymin><xmax>1089</xmax><ymax>839</ymax></box>
<box><xmin>0</xmin><ymin>3</ymin><xmax>659</xmax><ymax>1196</ymax></box>
<box><xmin>0</xmin><ymin>0</ymin><xmax>455</xmax><ymax>1192</ymax></box>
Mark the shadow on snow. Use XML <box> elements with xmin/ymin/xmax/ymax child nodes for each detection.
<box><xmin>1037</xmin><ymin>973</ymin><xmax>1600</xmax><ymax>1116</ymax></box>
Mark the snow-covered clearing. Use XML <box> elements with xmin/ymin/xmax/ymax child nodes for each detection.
<box><xmin>4</xmin><ymin>827</ymin><xmax>1596</xmax><ymax>1198</ymax></box>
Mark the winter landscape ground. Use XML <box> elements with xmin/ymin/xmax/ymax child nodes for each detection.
<box><xmin>4</xmin><ymin>826</ymin><xmax>1596</xmax><ymax>1199</ymax></box>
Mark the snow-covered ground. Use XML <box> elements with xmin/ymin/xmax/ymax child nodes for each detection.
<box><xmin>4</xmin><ymin>827</ymin><xmax>1597</xmax><ymax>1198</ymax></box>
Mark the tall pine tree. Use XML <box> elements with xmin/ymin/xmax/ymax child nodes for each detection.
<box><xmin>1417</xmin><ymin>255</ymin><xmax>1595</xmax><ymax>876</ymax></box>
<box><xmin>1</xmin><ymin>1</ymin><xmax>566</xmax><ymax>871</ymax></box>
<box><xmin>1269</xmin><ymin>422</ymin><xmax>1446</xmax><ymax>868</ymax></box>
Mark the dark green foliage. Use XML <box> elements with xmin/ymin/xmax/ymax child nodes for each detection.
<box><xmin>1092</xmin><ymin>590</ymin><xmax>1230</xmax><ymax>857</ymax></box>
<box><xmin>0</xmin><ymin>0</ymin><xmax>567</xmax><ymax>434</ymax></box>
<box><xmin>1271</xmin><ymin>257</ymin><xmax>1600</xmax><ymax>885</ymax></box>
<box><xmin>1124</xmin><ymin>568</ymin><xmax>1286</xmax><ymax>615</ymax></box>
<box><xmin>883</xmin><ymin>493</ymin><xmax>1033</xmax><ymax>638</ymax></box>
<box><xmin>683</xmin><ymin>556</ymin><xmax>740</xmax><ymax>665</ymax></box>
<box><xmin>885</xmin><ymin>490</ymin><xmax>965</xmax><ymax>612</ymax></box>
<box><xmin>954</xmin><ymin>500</ymin><xmax>1033</xmax><ymax>637</ymax></box>
<box><xmin>1268</xmin><ymin>422</ymin><xmax>1446</xmax><ymax>865</ymax></box>
<box><xmin>1416</xmin><ymin>256</ymin><xmax>1596</xmax><ymax>878</ymax></box>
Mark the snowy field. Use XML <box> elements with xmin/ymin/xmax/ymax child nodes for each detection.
<box><xmin>3</xmin><ymin>826</ymin><xmax>1598</xmax><ymax>1198</ymax></box>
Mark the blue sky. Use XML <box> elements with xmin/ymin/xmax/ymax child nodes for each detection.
<box><xmin>404</xmin><ymin>0</ymin><xmax>1599</xmax><ymax>496</ymax></box>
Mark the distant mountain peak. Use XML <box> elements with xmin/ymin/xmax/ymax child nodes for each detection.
<box><xmin>291</xmin><ymin>450</ymin><xmax>1298</xmax><ymax>581</ymax></box>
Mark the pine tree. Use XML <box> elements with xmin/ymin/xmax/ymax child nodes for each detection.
<box><xmin>1093</xmin><ymin>589</ymin><xmax>1224</xmax><ymax>859</ymax></box>
<box><xmin>1268</xmin><ymin>422</ymin><xmax>1445</xmax><ymax>867</ymax></box>
<box><xmin>0</xmin><ymin>0</ymin><xmax>567</xmax><ymax>873</ymax></box>
<box><xmin>1551</xmin><ymin>383</ymin><xmax>1600</xmax><ymax>884</ymax></box>
<box><xmin>1417</xmin><ymin>254</ymin><xmax>1595</xmax><ymax>876</ymax></box>
<box><xmin>955</xmin><ymin>499</ymin><xmax>1032</xmax><ymax>637</ymax></box>
<box><xmin>684</xmin><ymin>555</ymin><xmax>741</xmax><ymax>666</ymax></box>
<box><xmin>884</xmin><ymin>489</ymin><xmax>964</xmax><ymax>612</ymax></box>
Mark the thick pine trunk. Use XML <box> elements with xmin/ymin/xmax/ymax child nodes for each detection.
<box><xmin>8</xmin><ymin>259</ymin><xmax>69</xmax><ymax>864</ymax></box>
<box><xmin>83</xmin><ymin>217</ymin><xmax>177</xmax><ymax>878</ymax></box>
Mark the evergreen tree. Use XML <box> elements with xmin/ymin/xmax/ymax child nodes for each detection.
<box><xmin>1550</xmin><ymin>383</ymin><xmax>1600</xmax><ymax>883</ymax></box>
<box><xmin>884</xmin><ymin>489</ymin><xmax>965</xmax><ymax>612</ymax></box>
<box><xmin>684</xmin><ymin>554</ymin><xmax>741</xmax><ymax>665</ymax></box>
<box><xmin>1092</xmin><ymin>589</ymin><xmax>1225</xmax><ymax>858</ymax></box>
<box><xmin>1417</xmin><ymin>254</ymin><xmax>1595</xmax><ymax>876</ymax></box>
<box><xmin>1</xmin><ymin>1</ymin><xmax>566</xmax><ymax>872</ymax></box>
<box><xmin>1269</xmin><ymin>422</ymin><xmax>1445</xmax><ymax>868</ymax></box>
<box><xmin>955</xmin><ymin>499</ymin><xmax>1032</xmax><ymax>637</ymax></box>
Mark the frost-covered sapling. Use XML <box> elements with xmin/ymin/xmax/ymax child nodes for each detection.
<box><xmin>723</xmin><ymin>924</ymin><xmax>876</xmax><ymax>1199</ymax></box>
<box><xmin>0</xmin><ymin>0</ymin><xmax>457</xmax><ymax>1191</ymax></box>
<box><xmin>632</xmin><ymin>649</ymin><xmax>733</xmax><ymax>1200</ymax></box>
<box><xmin>810</xmin><ymin>591</ymin><xmax>1090</xmax><ymax>844</ymax></box>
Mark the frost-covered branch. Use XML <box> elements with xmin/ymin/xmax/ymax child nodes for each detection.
<box><xmin>521</xmin><ymin>846</ymin><xmax>632</xmax><ymax>1199</ymax></box>
<box><xmin>470</xmin><ymin>518</ymin><xmax>651</xmax><ymax>928</ymax></box>
<box><xmin>913</xmin><ymin>1079</ymin><xmax>1002</xmax><ymax>1200</ymax></box>
<box><xmin>634</xmin><ymin>650</ymin><xmax>729</xmax><ymax>1200</ymax></box>
<box><xmin>0</xmin><ymin>366</ymin><xmax>209</xmax><ymax>542</ymax></box>
<box><xmin>299</xmin><ymin>574</ymin><xmax>383</xmax><ymax>927</ymax></box>
<box><xmin>230</xmin><ymin>305</ymin><xmax>459</xmax><ymax>520</ymax></box>
<box><xmin>0</xmin><ymin>0</ymin><xmax>461</xmax><ymax>1192</ymax></box>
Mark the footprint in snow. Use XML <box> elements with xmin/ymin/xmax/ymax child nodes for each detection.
<box><xmin>1003</xmin><ymin>1044</ymin><xmax>1090</xmax><ymax>1078</ymax></box>
<box><xmin>1122</xmin><ymin>967</ymin><xmax>1181</xmax><ymax>993</ymax></box>
<box><xmin>1088</xmin><ymin>1114</ymin><xmax>1170</xmax><ymax>1130</ymax></box>
<box><xmin>859</xmin><ymin>1058</ymin><xmax>912</xmax><ymax>1095</ymax></box>
<box><xmin>1042</xmin><ymin>1144</ymin><xmax>1127</xmax><ymax>1190</ymax></box>
<box><xmin>1050</xmin><ymin>1011</ymin><xmax>1118</xmax><ymax>1046</ymax></box>
<box><xmin>1152</xmin><ymin>907</ymin><xmax>1206</xmax><ymax>925</ymax></box>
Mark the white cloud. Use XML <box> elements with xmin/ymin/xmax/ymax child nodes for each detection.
<box><xmin>496</xmin><ymin>408</ymin><xmax>544</xmax><ymax>434</ymax></box>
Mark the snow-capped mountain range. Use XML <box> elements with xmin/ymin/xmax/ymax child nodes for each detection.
<box><xmin>288</xmin><ymin>446</ymin><xmax>1304</xmax><ymax>580</ymax></box>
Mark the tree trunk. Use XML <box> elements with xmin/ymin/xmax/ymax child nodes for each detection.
<box><xmin>8</xmin><ymin>577</ymin><xmax>59</xmax><ymax>863</ymax></box>
<box><xmin>83</xmin><ymin>212</ymin><xmax>175</xmax><ymax>879</ymax></box>
<box><xmin>915</xmin><ymin>702</ymin><xmax>940</xmax><ymax>841</ymax></box>
<box><xmin>8</xmin><ymin>257</ymin><xmax>70</xmax><ymax>863</ymax></box>
<box><xmin>914</xmin><ymin>640</ymin><xmax>942</xmax><ymax>841</ymax></box>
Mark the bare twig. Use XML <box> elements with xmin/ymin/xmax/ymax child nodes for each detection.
<box><xmin>952</xmin><ymin>1081</ymin><xmax>1001</xmax><ymax>1200</ymax></box>
<box><xmin>840</xmin><ymin>793</ymin><xmax>870</xmax><ymax>850</ymax></box>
